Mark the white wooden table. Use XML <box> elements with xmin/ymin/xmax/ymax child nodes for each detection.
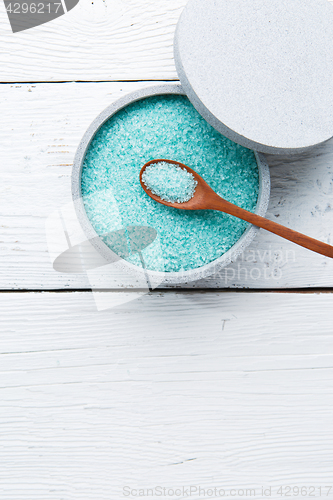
<box><xmin>1</xmin><ymin>1</ymin><xmax>333</xmax><ymax>498</ymax></box>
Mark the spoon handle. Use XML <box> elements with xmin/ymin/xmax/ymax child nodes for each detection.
<box><xmin>209</xmin><ymin>196</ymin><xmax>333</xmax><ymax>258</ymax></box>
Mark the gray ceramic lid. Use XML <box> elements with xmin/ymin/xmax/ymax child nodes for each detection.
<box><xmin>174</xmin><ymin>0</ymin><xmax>333</xmax><ymax>154</ymax></box>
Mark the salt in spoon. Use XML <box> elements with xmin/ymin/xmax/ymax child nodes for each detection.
<box><xmin>140</xmin><ymin>159</ymin><xmax>333</xmax><ymax>259</ymax></box>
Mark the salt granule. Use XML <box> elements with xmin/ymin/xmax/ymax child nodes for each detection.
<box><xmin>142</xmin><ymin>162</ymin><xmax>197</xmax><ymax>203</ymax></box>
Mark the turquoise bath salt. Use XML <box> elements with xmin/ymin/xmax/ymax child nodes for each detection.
<box><xmin>142</xmin><ymin>161</ymin><xmax>197</xmax><ymax>203</ymax></box>
<box><xmin>81</xmin><ymin>94</ymin><xmax>259</xmax><ymax>273</ymax></box>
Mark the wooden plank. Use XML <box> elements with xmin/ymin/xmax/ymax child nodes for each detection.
<box><xmin>1</xmin><ymin>81</ymin><xmax>333</xmax><ymax>289</ymax></box>
<box><xmin>1</xmin><ymin>0</ymin><xmax>333</xmax><ymax>83</ymax></box>
<box><xmin>0</xmin><ymin>291</ymin><xmax>332</xmax><ymax>498</ymax></box>
<box><xmin>0</xmin><ymin>0</ymin><xmax>185</xmax><ymax>82</ymax></box>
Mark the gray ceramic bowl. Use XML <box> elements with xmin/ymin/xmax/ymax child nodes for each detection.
<box><xmin>72</xmin><ymin>84</ymin><xmax>270</xmax><ymax>285</ymax></box>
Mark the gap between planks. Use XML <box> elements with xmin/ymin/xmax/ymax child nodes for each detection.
<box><xmin>0</xmin><ymin>79</ymin><xmax>180</xmax><ymax>84</ymax></box>
<box><xmin>0</xmin><ymin>288</ymin><xmax>332</xmax><ymax>294</ymax></box>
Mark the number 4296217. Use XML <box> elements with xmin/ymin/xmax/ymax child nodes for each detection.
<box><xmin>6</xmin><ymin>3</ymin><xmax>62</xmax><ymax>14</ymax></box>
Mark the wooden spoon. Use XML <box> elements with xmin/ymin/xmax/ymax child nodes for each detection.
<box><xmin>140</xmin><ymin>159</ymin><xmax>333</xmax><ymax>259</ymax></box>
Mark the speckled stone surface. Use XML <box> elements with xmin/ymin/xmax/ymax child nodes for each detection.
<box><xmin>174</xmin><ymin>0</ymin><xmax>333</xmax><ymax>154</ymax></box>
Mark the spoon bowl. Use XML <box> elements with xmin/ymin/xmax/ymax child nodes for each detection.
<box><xmin>140</xmin><ymin>158</ymin><xmax>218</xmax><ymax>210</ymax></box>
<box><xmin>140</xmin><ymin>159</ymin><xmax>333</xmax><ymax>259</ymax></box>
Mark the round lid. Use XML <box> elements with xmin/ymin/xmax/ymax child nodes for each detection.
<box><xmin>174</xmin><ymin>0</ymin><xmax>333</xmax><ymax>154</ymax></box>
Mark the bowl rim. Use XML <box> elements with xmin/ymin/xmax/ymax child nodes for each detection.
<box><xmin>72</xmin><ymin>83</ymin><xmax>271</xmax><ymax>285</ymax></box>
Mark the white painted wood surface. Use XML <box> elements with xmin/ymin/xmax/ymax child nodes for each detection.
<box><xmin>1</xmin><ymin>81</ymin><xmax>333</xmax><ymax>289</ymax></box>
<box><xmin>0</xmin><ymin>0</ymin><xmax>184</xmax><ymax>82</ymax></box>
<box><xmin>1</xmin><ymin>0</ymin><xmax>332</xmax><ymax>84</ymax></box>
<box><xmin>1</xmin><ymin>0</ymin><xmax>333</xmax><ymax>496</ymax></box>
<box><xmin>0</xmin><ymin>291</ymin><xmax>332</xmax><ymax>499</ymax></box>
